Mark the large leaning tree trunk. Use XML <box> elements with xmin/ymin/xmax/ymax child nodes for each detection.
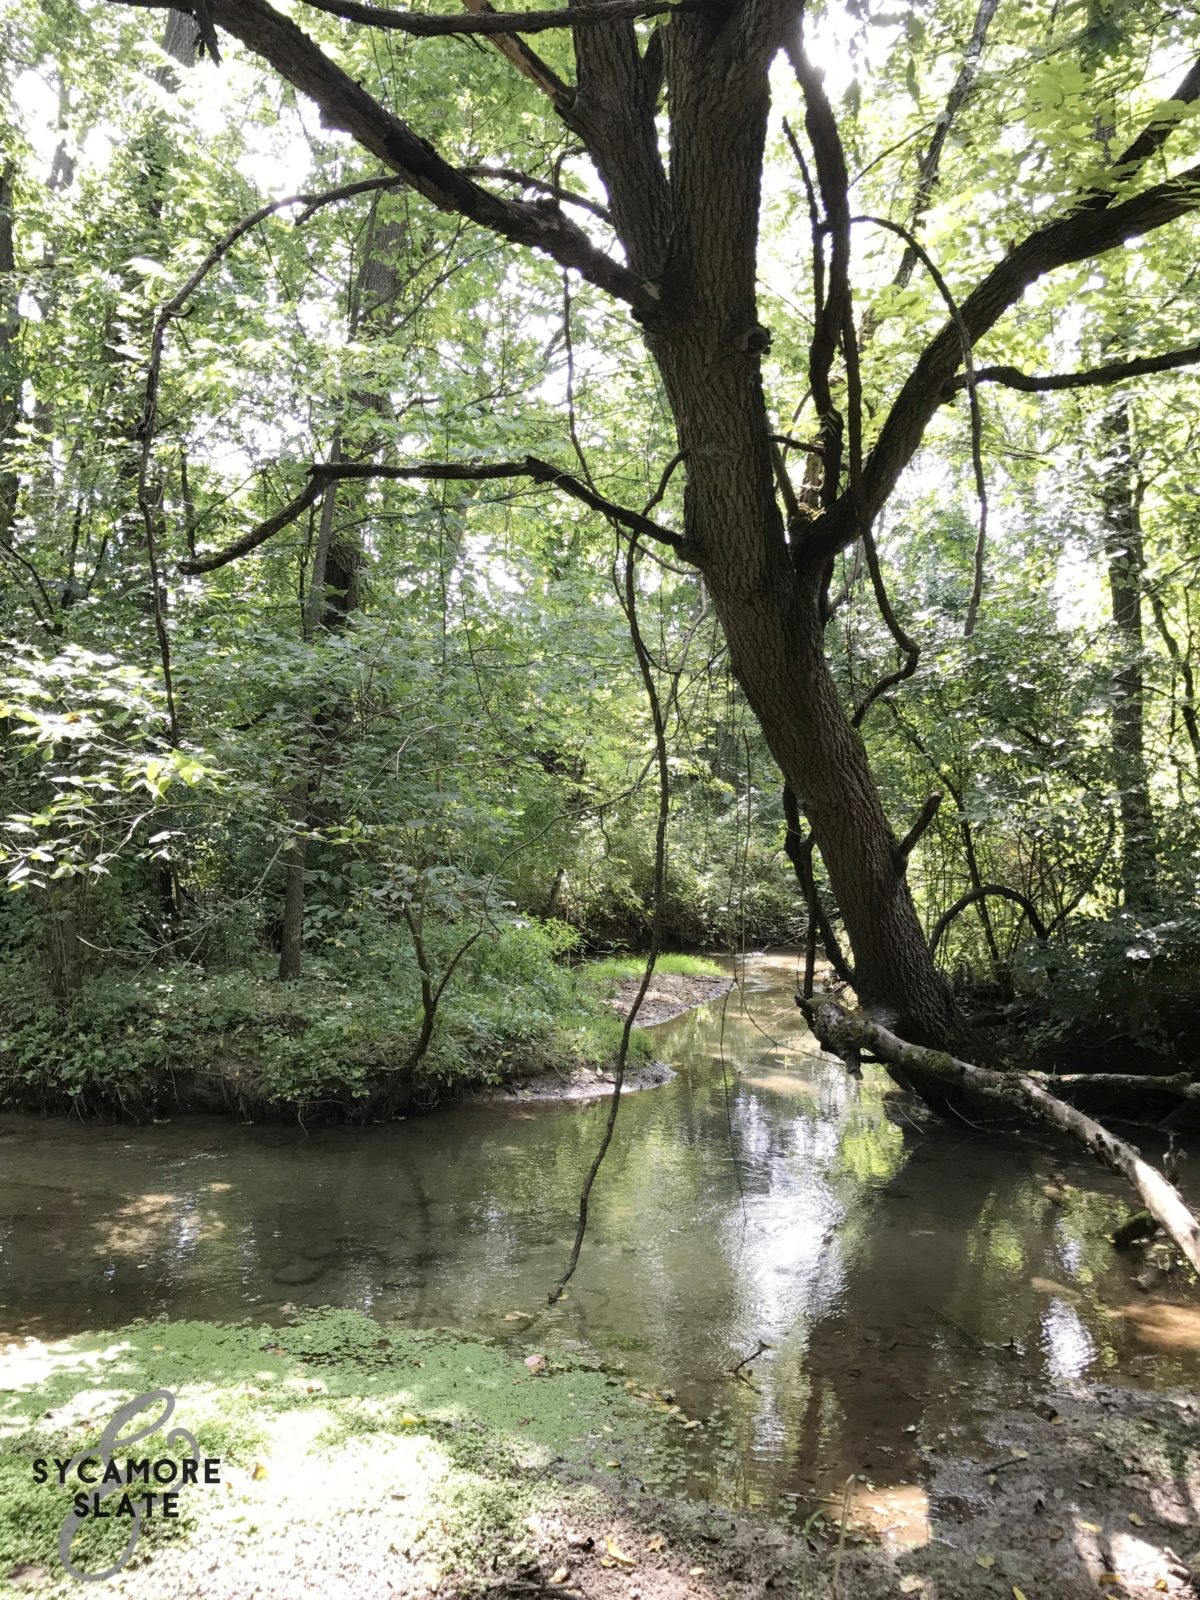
<box><xmin>126</xmin><ymin>0</ymin><xmax>1200</xmax><ymax>1060</ymax></box>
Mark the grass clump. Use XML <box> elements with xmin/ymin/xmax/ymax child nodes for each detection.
<box><xmin>583</xmin><ymin>953</ymin><xmax>725</xmax><ymax>983</ymax></box>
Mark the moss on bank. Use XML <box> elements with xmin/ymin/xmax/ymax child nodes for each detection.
<box><xmin>0</xmin><ymin>1309</ymin><xmax>812</xmax><ymax>1599</ymax></box>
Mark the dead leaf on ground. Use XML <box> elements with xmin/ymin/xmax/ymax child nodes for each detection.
<box><xmin>646</xmin><ymin>1533</ymin><xmax>667</xmax><ymax>1552</ymax></box>
<box><xmin>605</xmin><ymin>1536</ymin><xmax>637</xmax><ymax>1569</ymax></box>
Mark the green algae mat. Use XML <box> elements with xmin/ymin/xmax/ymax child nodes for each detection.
<box><xmin>0</xmin><ymin>1310</ymin><xmax>704</xmax><ymax>1593</ymax></box>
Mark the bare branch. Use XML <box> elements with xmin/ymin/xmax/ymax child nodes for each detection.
<box><xmin>947</xmin><ymin>339</ymin><xmax>1200</xmax><ymax>395</ymax></box>
<box><xmin>457</xmin><ymin>0</ymin><xmax>569</xmax><ymax>102</ymax></box>
<box><xmin>896</xmin><ymin>792</ymin><xmax>942</xmax><ymax>866</ymax></box>
<box><xmin>463</xmin><ymin>164</ymin><xmax>609</xmax><ymax>221</ymax></box>
<box><xmin>549</xmin><ymin>533</ymin><xmax>671</xmax><ymax>1303</ymax></box>
<box><xmin>785</xmin><ymin>26</ymin><xmax>851</xmax><ymax>509</ymax></box>
<box><xmin>178</xmin><ymin>478</ymin><xmax>327</xmax><ymax>574</ymax></box>
<box><xmin>809</xmin><ymin>157</ymin><xmax>1200</xmax><ymax>562</ymax></box>
<box><xmin>928</xmin><ymin>883</ymin><xmax>1048</xmax><ymax>958</ymax></box>
<box><xmin>782</xmin><ymin>784</ymin><xmax>856</xmax><ymax>990</ymax></box>
<box><xmin>178</xmin><ymin>457</ymin><xmax>695</xmax><ymax>574</ymax></box>
<box><xmin>1100</xmin><ymin>53</ymin><xmax>1200</xmax><ymax>193</ymax></box>
<box><xmin>293</xmin><ymin>0</ymin><xmax>693</xmax><ymax>35</ymax></box>
<box><xmin>850</xmin><ymin>212</ymin><xmax>990</xmax><ymax>635</ymax></box>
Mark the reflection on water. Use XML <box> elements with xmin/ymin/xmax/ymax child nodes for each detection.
<box><xmin>1</xmin><ymin>953</ymin><xmax>1196</xmax><ymax>1522</ymax></box>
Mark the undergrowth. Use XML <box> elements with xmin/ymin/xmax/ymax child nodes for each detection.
<box><xmin>0</xmin><ymin>921</ymin><xmax>659</xmax><ymax>1120</ymax></box>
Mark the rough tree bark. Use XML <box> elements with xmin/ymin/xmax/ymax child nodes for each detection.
<box><xmin>115</xmin><ymin>0</ymin><xmax>1200</xmax><ymax>1059</ymax></box>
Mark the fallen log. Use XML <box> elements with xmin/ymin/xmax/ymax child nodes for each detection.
<box><xmin>800</xmin><ymin>996</ymin><xmax>1200</xmax><ymax>1274</ymax></box>
<box><xmin>1025</xmin><ymin>1070</ymin><xmax>1200</xmax><ymax>1102</ymax></box>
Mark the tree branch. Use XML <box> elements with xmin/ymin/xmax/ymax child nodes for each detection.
<box><xmin>565</xmin><ymin>0</ymin><xmax>672</xmax><ymax>278</ymax></box>
<box><xmin>786</xmin><ymin>25</ymin><xmax>851</xmax><ymax>510</ymax></box>
<box><xmin>462</xmin><ymin>164</ymin><xmax>610</xmax><ymax>221</ymax></box>
<box><xmin>896</xmin><ymin>791</ymin><xmax>942</xmax><ymax>866</ymax></box>
<box><xmin>928</xmin><ymin>883</ymin><xmax>1048</xmax><ymax>958</ymax></box>
<box><xmin>809</xmin><ymin>157</ymin><xmax>1200</xmax><ymax>561</ymax></box>
<box><xmin>1097</xmin><ymin>53</ymin><xmax>1200</xmax><ymax>193</ymax></box>
<box><xmin>457</xmin><ymin>0</ymin><xmax>570</xmax><ymax>101</ymax></box>
<box><xmin>178</xmin><ymin>457</ymin><xmax>695</xmax><ymax>574</ymax></box>
<box><xmin>293</xmin><ymin>0</ymin><xmax>692</xmax><ymax>35</ymax></box>
<box><xmin>112</xmin><ymin>0</ymin><xmax>656</xmax><ymax>313</ymax></box>
<box><xmin>894</xmin><ymin>0</ymin><xmax>1000</xmax><ymax>286</ymax></box>
<box><xmin>549</xmin><ymin>533</ymin><xmax>671</xmax><ymax>1303</ymax></box>
<box><xmin>946</xmin><ymin>339</ymin><xmax>1200</xmax><ymax>395</ymax></box>
<box><xmin>803</xmin><ymin>999</ymin><xmax>1200</xmax><ymax>1273</ymax></box>
<box><xmin>1025</xmin><ymin>1069</ymin><xmax>1200</xmax><ymax>1104</ymax></box>
<box><xmin>850</xmin><ymin>212</ymin><xmax>990</xmax><ymax>634</ymax></box>
<box><xmin>782</xmin><ymin>783</ymin><xmax>855</xmax><ymax>989</ymax></box>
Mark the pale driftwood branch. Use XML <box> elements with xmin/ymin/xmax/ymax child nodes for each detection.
<box><xmin>803</xmin><ymin>998</ymin><xmax>1200</xmax><ymax>1272</ymax></box>
<box><xmin>1027</xmin><ymin>1070</ymin><xmax>1200</xmax><ymax>1102</ymax></box>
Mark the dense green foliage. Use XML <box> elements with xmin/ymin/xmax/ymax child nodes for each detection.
<box><xmin>2</xmin><ymin>0</ymin><xmax>1200</xmax><ymax>1106</ymax></box>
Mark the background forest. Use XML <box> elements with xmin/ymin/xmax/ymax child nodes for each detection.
<box><xmin>2</xmin><ymin>0</ymin><xmax>1200</xmax><ymax>1118</ymax></box>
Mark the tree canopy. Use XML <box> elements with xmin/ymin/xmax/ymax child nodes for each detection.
<box><xmin>2</xmin><ymin>0</ymin><xmax>1200</xmax><ymax>1113</ymax></box>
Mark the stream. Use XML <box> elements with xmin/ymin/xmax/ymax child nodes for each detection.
<box><xmin>2</xmin><ymin>953</ymin><xmax>1198</xmax><ymax>1533</ymax></box>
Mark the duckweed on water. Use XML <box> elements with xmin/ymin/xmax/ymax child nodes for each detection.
<box><xmin>0</xmin><ymin>1309</ymin><xmax>700</xmax><ymax>1592</ymax></box>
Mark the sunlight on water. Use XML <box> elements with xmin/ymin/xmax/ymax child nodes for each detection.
<box><xmin>1</xmin><ymin>953</ymin><xmax>1196</xmax><ymax>1527</ymax></box>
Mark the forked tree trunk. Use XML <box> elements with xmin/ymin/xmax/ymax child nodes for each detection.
<box><xmin>162</xmin><ymin>0</ymin><xmax>1200</xmax><ymax>1071</ymax></box>
<box><xmin>642</xmin><ymin>117</ymin><xmax>960</xmax><ymax>1046</ymax></box>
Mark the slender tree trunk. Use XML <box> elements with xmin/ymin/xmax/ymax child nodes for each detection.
<box><xmin>0</xmin><ymin>161</ymin><xmax>18</xmax><ymax>544</ymax></box>
<box><xmin>275</xmin><ymin>209</ymin><xmax>402</xmax><ymax>981</ymax></box>
<box><xmin>277</xmin><ymin>777</ymin><xmax>310</xmax><ymax>982</ymax></box>
<box><xmin>1099</xmin><ymin>401</ymin><xmax>1156</xmax><ymax>912</ymax></box>
<box><xmin>276</xmin><ymin>445</ymin><xmax>341</xmax><ymax>983</ymax></box>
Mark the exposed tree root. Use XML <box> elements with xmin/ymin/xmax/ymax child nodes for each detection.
<box><xmin>800</xmin><ymin>996</ymin><xmax>1200</xmax><ymax>1273</ymax></box>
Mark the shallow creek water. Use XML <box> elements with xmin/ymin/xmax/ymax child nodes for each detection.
<box><xmin>2</xmin><ymin>954</ymin><xmax>1198</xmax><ymax>1534</ymax></box>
